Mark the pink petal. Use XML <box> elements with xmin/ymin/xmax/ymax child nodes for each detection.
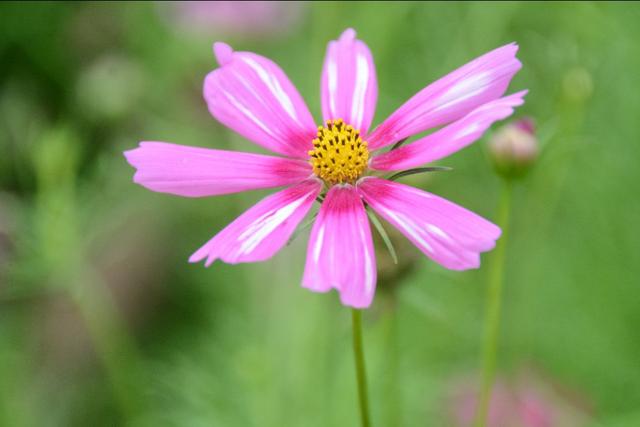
<box><xmin>189</xmin><ymin>179</ymin><xmax>321</xmax><ymax>265</ymax></box>
<box><xmin>367</xmin><ymin>43</ymin><xmax>522</xmax><ymax>150</ymax></box>
<box><xmin>124</xmin><ymin>141</ymin><xmax>311</xmax><ymax>197</ymax></box>
<box><xmin>204</xmin><ymin>42</ymin><xmax>317</xmax><ymax>158</ymax></box>
<box><xmin>302</xmin><ymin>185</ymin><xmax>377</xmax><ymax>308</ymax></box>
<box><xmin>321</xmin><ymin>28</ymin><xmax>378</xmax><ymax>135</ymax></box>
<box><xmin>357</xmin><ymin>178</ymin><xmax>500</xmax><ymax>270</ymax></box>
<box><xmin>371</xmin><ymin>91</ymin><xmax>527</xmax><ymax>171</ymax></box>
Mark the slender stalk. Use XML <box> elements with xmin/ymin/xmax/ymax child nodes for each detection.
<box><xmin>474</xmin><ymin>180</ymin><xmax>513</xmax><ymax>427</ymax></box>
<box><xmin>69</xmin><ymin>267</ymin><xmax>145</xmax><ymax>422</ymax></box>
<box><xmin>351</xmin><ymin>308</ymin><xmax>371</xmax><ymax>427</ymax></box>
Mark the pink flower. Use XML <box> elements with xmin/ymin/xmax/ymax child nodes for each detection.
<box><xmin>448</xmin><ymin>371</ymin><xmax>593</xmax><ymax>427</ymax></box>
<box><xmin>125</xmin><ymin>29</ymin><xmax>526</xmax><ymax>308</ymax></box>
<box><xmin>160</xmin><ymin>1</ymin><xmax>305</xmax><ymax>39</ymax></box>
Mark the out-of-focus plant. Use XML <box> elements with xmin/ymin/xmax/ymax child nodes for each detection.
<box><xmin>158</xmin><ymin>1</ymin><xmax>306</xmax><ymax>40</ymax></box>
<box><xmin>75</xmin><ymin>54</ymin><xmax>145</xmax><ymax>123</ymax></box>
<box><xmin>449</xmin><ymin>369</ymin><xmax>593</xmax><ymax>427</ymax></box>
<box><xmin>2</xmin><ymin>125</ymin><xmax>164</xmax><ymax>425</ymax></box>
<box><xmin>475</xmin><ymin>116</ymin><xmax>541</xmax><ymax>426</ymax></box>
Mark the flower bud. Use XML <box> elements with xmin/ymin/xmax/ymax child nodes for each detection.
<box><xmin>487</xmin><ymin>117</ymin><xmax>539</xmax><ymax>179</ymax></box>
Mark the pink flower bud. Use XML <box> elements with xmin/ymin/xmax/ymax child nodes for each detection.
<box><xmin>488</xmin><ymin>117</ymin><xmax>539</xmax><ymax>178</ymax></box>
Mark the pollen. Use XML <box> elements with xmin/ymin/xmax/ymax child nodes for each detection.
<box><xmin>308</xmin><ymin>119</ymin><xmax>370</xmax><ymax>185</ymax></box>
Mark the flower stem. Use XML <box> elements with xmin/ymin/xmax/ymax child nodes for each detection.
<box><xmin>351</xmin><ymin>308</ymin><xmax>371</xmax><ymax>427</ymax></box>
<box><xmin>69</xmin><ymin>267</ymin><xmax>145</xmax><ymax>422</ymax></box>
<box><xmin>474</xmin><ymin>179</ymin><xmax>513</xmax><ymax>427</ymax></box>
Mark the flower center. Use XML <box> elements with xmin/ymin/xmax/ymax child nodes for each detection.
<box><xmin>308</xmin><ymin>119</ymin><xmax>369</xmax><ymax>185</ymax></box>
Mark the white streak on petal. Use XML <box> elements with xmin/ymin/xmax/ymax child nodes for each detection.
<box><xmin>313</xmin><ymin>225</ymin><xmax>325</xmax><ymax>263</ymax></box>
<box><xmin>437</xmin><ymin>71</ymin><xmax>491</xmax><ymax>107</ymax></box>
<box><xmin>242</xmin><ymin>56</ymin><xmax>298</xmax><ymax>122</ymax></box>
<box><xmin>427</xmin><ymin>224</ymin><xmax>451</xmax><ymax>242</ymax></box>
<box><xmin>238</xmin><ymin>197</ymin><xmax>307</xmax><ymax>254</ymax></box>
<box><xmin>328</xmin><ymin>59</ymin><xmax>338</xmax><ymax>115</ymax></box>
<box><xmin>360</xmin><ymin>226</ymin><xmax>374</xmax><ymax>294</ymax></box>
<box><xmin>455</xmin><ymin>122</ymin><xmax>480</xmax><ymax>139</ymax></box>
<box><xmin>380</xmin><ymin>207</ymin><xmax>434</xmax><ymax>253</ymax></box>
<box><xmin>223</xmin><ymin>90</ymin><xmax>275</xmax><ymax>138</ymax></box>
<box><xmin>351</xmin><ymin>53</ymin><xmax>369</xmax><ymax>129</ymax></box>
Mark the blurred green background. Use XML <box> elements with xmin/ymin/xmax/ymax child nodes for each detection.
<box><xmin>1</xmin><ymin>2</ymin><xmax>639</xmax><ymax>426</ymax></box>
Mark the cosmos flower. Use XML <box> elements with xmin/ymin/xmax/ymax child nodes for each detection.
<box><xmin>159</xmin><ymin>1</ymin><xmax>305</xmax><ymax>39</ymax></box>
<box><xmin>125</xmin><ymin>29</ymin><xmax>526</xmax><ymax>308</ymax></box>
<box><xmin>448</xmin><ymin>371</ymin><xmax>592</xmax><ymax>427</ymax></box>
<box><xmin>451</xmin><ymin>380</ymin><xmax>552</xmax><ymax>427</ymax></box>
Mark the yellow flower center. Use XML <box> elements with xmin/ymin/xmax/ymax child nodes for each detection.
<box><xmin>308</xmin><ymin>119</ymin><xmax>369</xmax><ymax>185</ymax></box>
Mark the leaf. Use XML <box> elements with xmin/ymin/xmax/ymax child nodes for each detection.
<box><xmin>389</xmin><ymin>137</ymin><xmax>409</xmax><ymax>151</ymax></box>
<box><xmin>387</xmin><ymin>166</ymin><xmax>452</xmax><ymax>181</ymax></box>
<box><xmin>286</xmin><ymin>211</ymin><xmax>318</xmax><ymax>246</ymax></box>
<box><xmin>366</xmin><ymin>208</ymin><xmax>398</xmax><ymax>265</ymax></box>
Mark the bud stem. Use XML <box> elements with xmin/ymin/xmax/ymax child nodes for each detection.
<box><xmin>474</xmin><ymin>179</ymin><xmax>513</xmax><ymax>427</ymax></box>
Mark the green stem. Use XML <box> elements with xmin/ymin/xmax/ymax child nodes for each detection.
<box><xmin>474</xmin><ymin>180</ymin><xmax>513</xmax><ymax>427</ymax></box>
<box><xmin>351</xmin><ymin>309</ymin><xmax>371</xmax><ymax>427</ymax></box>
<box><xmin>69</xmin><ymin>267</ymin><xmax>145</xmax><ymax>422</ymax></box>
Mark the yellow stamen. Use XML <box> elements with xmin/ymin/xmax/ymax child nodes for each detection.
<box><xmin>308</xmin><ymin>119</ymin><xmax>369</xmax><ymax>185</ymax></box>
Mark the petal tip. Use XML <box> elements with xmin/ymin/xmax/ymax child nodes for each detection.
<box><xmin>492</xmin><ymin>42</ymin><xmax>520</xmax><ymax>61</ymax></box>
<box><xmin>301</xmin><ymin>280</ymin><xmax>331</xmax><ymax>294</ymax></box>
<box><xmin>339</xmin><ymin>28</ymin><xmax>357</xmax><ymax>42</ymax></box>
<box><xmin>189</xmin><ymin>245</ymin><xmax>209</xmax><ymax>265</ymax></box>
<box><xmin>503</xmin><ymin>89</ymin><xmax>528</xmax><ymax>107</ymax></box>
<box><xmin>339</xmin><ymin>293</ymin><xmax>372</xmax><ymax>309</ymax></box>
<box><xmin>122</xmin><ymin>148</ymin><xmax>135</xmax><ymax>163</ymax></box>
<box><xmin>188</xmin><ymin>252</ymin><xmax>216</xmax><ymax>267</ymax></box>
<box><xmin>493</xmin><ymin>225</ymin><xmax>503</xmax><ymax>240</ymax></box>
<box><xmin>213</xmin><ymin>42</ymin><xmax>234</xmax><ymax>66</ymax></box>
<box><xmin>505</xmin><ymin>41</ymin><xmax>519</xmax><ymax>52</ymax></box>
<box><xmin>123</xmin><ymin>146</ymin><xmax>143</xmax><ymax>168</ymax></box>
